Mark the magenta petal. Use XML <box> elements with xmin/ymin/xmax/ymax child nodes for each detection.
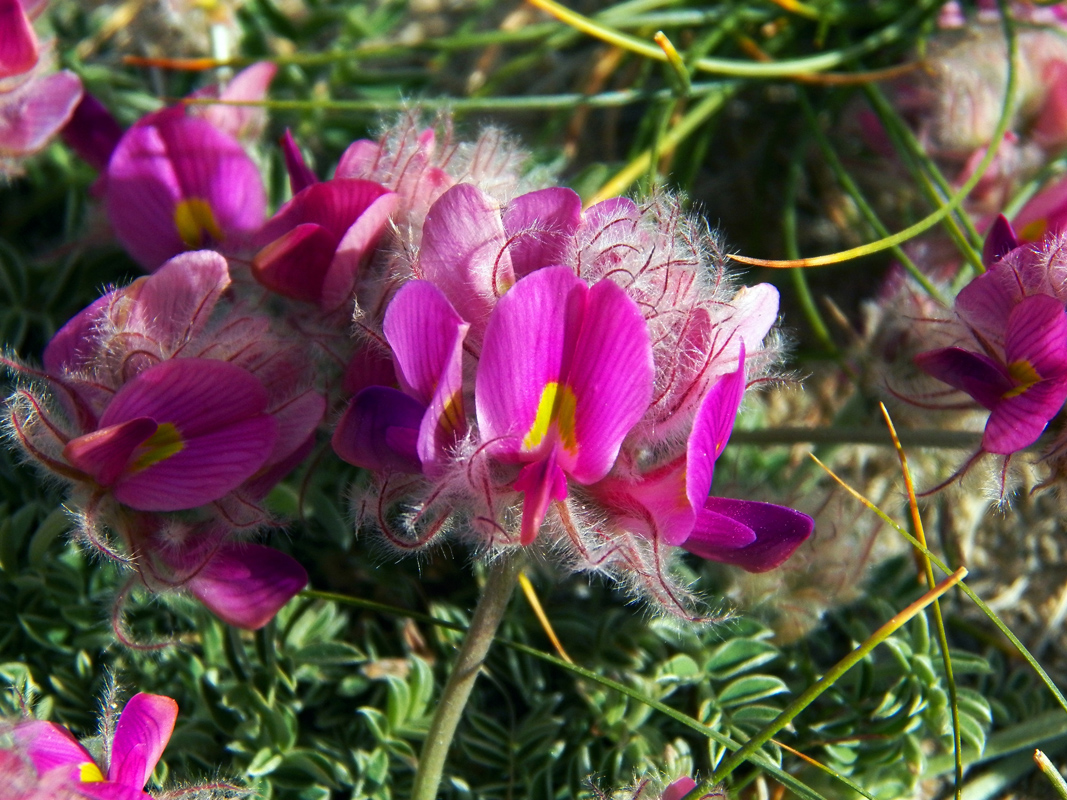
<box><xmin>419</xmin><ymin>183</ymin><xmax>513</xmax><ymax>330</ymax></box>
<box><xmin>0</xmin><ymin>69</ymin><xmax>82</xmax><ymax>157</ymax></box>
<box><xmin>100</xmin><ymin>359</ymin><xmax>276</xmax><ymax>511</ymax></box>
<box><xmin>609</xmin><ymin>462</ymin><xmax>696</xmax><ymax>547</ymax></box>
<box><xmin>983</xmin><ymin>214</ymin><xmax>1019</xmax><ymax>267</ymax></box>
<box><xmin>662</xmin><ymin>778</ymin><xmax>698</xmax><ymax>800</ymax></box>
<box><xmin>685</xmin><ymin>497</ymin><xmax>812</xmax><ymax>572</ymax></box>
<box><xmin>64</xmin><ymin>417</ymin><xmax>158</xmax><ymax>486</ymax></box>
<box><xmin>13</xmin><ymin>720</ymin><xmax>95</xmax><ymax>775</ymax></box>
<box><xmin>984</xmin><ymin>378</ymin><xmax>1067</xmax><ymax>454</ymax></box>
<box><xmin>187</xmin><ymin>543</ymin><xmax>308</xmax><ymax>629</ymax></box>
<box><xmin>384</xmin><ymin>280</ymin><xmax>469</xmax><ymax>402</ymax></box>
<box><xmin>281</xmin><ymin>128</ymin><xmax>317</xmax><ymax>193</ymax></box>
<box><xmin>476</xmin><ymin>266</ymin><xmax>581</xmax><ymax>455</ymax></box>
<box><xmin>61</xmin><ymin>92</ymin><xmax>123</xmax><ymax>172</ymax></box>
<box><xmin>107</xmin><ymin>693</ymin><xmax>177</xmax><ymax>788</ymax></box>
<box><xmin>564</xmin><ymin>277</ymin><xmax>653</xmax><ymax>483</ymax></box>
<box><xmin>503</xmin><ymin>187</ymin><xmax>582</xmax><ymax>276</ymax></box>
<box><xmin>332</xmin><ymin>386</ymin><xmax>424</xmax><ymax>473</ymax></box>
<box><xmin>0</xmin><ymin>0</ymin><xmax>37</xmax><ymax>79</ymax></box>
<box><xmin>513</xmin><ymin>450</ymin><xmax>569</xmax><ymax>545</ymax></box>
<box><xmin>383</xmin><ymin>282</ymin><xmax>469</xmax><ymax>472</ymax></box>
<box><xmin>686</xmin><ymin>348</ymin><xmax>745</xmax><ymax>511</ymax></box>
<box><xmin>321</xmin><ymin>191</ymin><xmax>398</xmax><ymax>311</ymax></box>
<box><xmin>252</xmin><ymin>222</ymin><xmax>337</xmax><ymax>302</ymax></box>
<box><xmin>1004</xmin><ymin>294</ymin><xmax>1067</xmax><ymax>375</ymax></box>
<box><xmin>914</xmin><ymin>347</ymin><xmax>1013</xmax><ymax>410</ymax></box>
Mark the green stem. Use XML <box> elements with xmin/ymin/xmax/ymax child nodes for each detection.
<box><xmin>411</xmin><ymin>552</ymin><xmax>524</xmax><ymax>800</ymax></box>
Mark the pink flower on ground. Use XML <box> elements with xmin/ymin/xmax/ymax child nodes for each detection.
<box><xmin>916</xmin><ymin>223</ymin><xmax>1067</xmax><ymax>456</ymax></box>
<box><xmin>7</xmin><ymin>693</ymin><xmax>177</xmax><ymax>799</ymax></box>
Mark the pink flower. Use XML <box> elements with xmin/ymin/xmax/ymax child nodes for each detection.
<box><xmin>7</xmin><ymin>693</ymin><xmax>177</xmax><ymax>799</ymax></box>
<box><xmin>916</xmin><ymin>234</ymin><xmax>1067</xmax><ymax>454</ymax></box>
<box><xmin>4</xmin><ymin>251</ymin><xmax>319</xmax><ymax>627</ymax></box>
<box><xmin>331</xmin><ymin>170</ymin><xmax>809</xmax><ymax>613</ymax></box>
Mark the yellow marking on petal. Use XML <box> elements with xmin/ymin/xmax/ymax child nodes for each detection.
<box><xmin>1019</xmin><ymin>218</ymin><xmax>1048</xmax><ymax>243</ymax></box>
<box><xmin>522</xmin><ymin>382</ymin><xmax>578</xmax><ymax>454</ymax></box>
<box><xmin>1004</xmin><ymin>359</ymin><xmax>1043</xmax><ymax>398</ymax></box>
<box><xmin>440</xmin><ymin>390</ymin><xmax>465</xmax><ymax>435</ymax></box>
<box><xmin>129</xmin><ymin>422</ymin><xmax>185</xmax><ymax>473</ymax></box>
<box><xmin>80</xmin><ymin>762</ymin><xmax>105</xmax><ymax>782</ymax></box>
<box><xmin>174</xmin><ymin>197</ymin><xmax>224</xmax><ymax>248</ymax></box>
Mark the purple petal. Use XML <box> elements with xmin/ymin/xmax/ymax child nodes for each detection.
<box><xmin>13</xmin><ymin>720</ymin><xmax>95</xmax><ymax>776</ymax></box>
<box><xmin>320</xmin><ymin>191</ymin><xmax>398</xmax><ymax>311</ymax></box>
<box><xmin>914</xmin><ymin>347</ymin><xmax>1013</xmax><ymax>410</ymax></box>
<box><xmin>0</xmin><ymin>0</ymin><xmax>37</xmax><ymax>79</ymax></box>
<box><xmin>107</xmin><ymin>693</ymin><xmax>177</xmax><ymax>788</ymax></box>
<box><xmin>63</xmin><ymin>417</ymin><xmax>158</xmax><ymax>486</ymax></box>
<box><xmin>0</xmin><ymin>69</ymin><xmax>82</xmax><ymax>157</ymax></box>
<box><xmin>187</xmin><ymin>543</ymin><xmax>308</xmax><ymax>630</ymax></box>
<box><xmin>476</xmin><ymin>266</ymin><xmax>583</xmax><ymax>457</ymax></box>
<box><xmin>685</xmin><ymin>348</ymin><xmax>745</xmax><ymax>514</ymax></box>
<box><xmin>419</xmin><ymin>183</ymin><xmax>513</xmax><ymax>332</ymax></box>
<box><xmin>684</xmin><ymin>497</ymin><xmax>813</xmax><ymax>572</ymax></box>
<box><xmin>984</xmin><ymin>378</ymin><xmax>1067</xmax><ymax>454</ymax></box>
<box><xmin>503</xmin><ymin>187</ymin><xmax>581</xmax><ymax>276</ymax></box>
<box><xmin>982</xmin><ymin>214</ymin><xmax>1019</xmax><ymax>267</ymax></box>
<box><xmin>332</xmin><ymin>386</ymin><xmax>424</xmax><ymax>473</ymax></box>
<box><xmin>107</xmin><ymin>115</ymin><xmax>265</xmax><ymax>270</ymax></box>
<box><xmin>1004</xmin><ymin>293</ymin><xmax>1067</xmax><ymax>375</ymax></box>
<box><xmin>99</xmin><ymin>359</ymin><xmax>276</xmax><ymax>511</ymax></box>
<box><xmin>281</xmin><ymin>128</ymin><xmax>316</xmax><ymax>194</ymax></box>
<box><xmin>662</xmin><ymin>778</ymin><xmax>698</xmax><ymax>800</ymax></box>
<box><xmin>563</xmin><ymin>276</ymin><xmax>654</xmax><ymax>483</ymax></box>
<box><xmin>252</xmin><ymin>222</ymin><xmax>338</xmax><ymax>303</ymax></box>
<box><xmin>61</xmin><ymin>92</ymin><xmax>123</xmax><ymax>172</ymax></box>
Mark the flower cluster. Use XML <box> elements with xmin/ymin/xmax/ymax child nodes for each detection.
<box><xmin>325</xmin><ymin>152</ymin><xmax>813</xmax><ymax>614</ymax></box>
<box><xmin>5</xmin><ymin>99</ymin><xmax>812</xmax><ymax>622</ymax></box>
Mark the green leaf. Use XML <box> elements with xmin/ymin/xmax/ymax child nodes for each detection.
<box><xmin>717</xmin><ymin>675</ymin><xmax>790</xmax><ymax>708</ymax></box>
<box><xmin>705</xmin><ymin>638</ymin><xmax>779</xmax><ymax>680</ymax></box>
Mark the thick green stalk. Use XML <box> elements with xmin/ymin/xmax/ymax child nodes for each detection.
<box><xmin>411</xmin><ymin>552</ymin><xmax>524</xmax><ymax>800</ymax></box>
